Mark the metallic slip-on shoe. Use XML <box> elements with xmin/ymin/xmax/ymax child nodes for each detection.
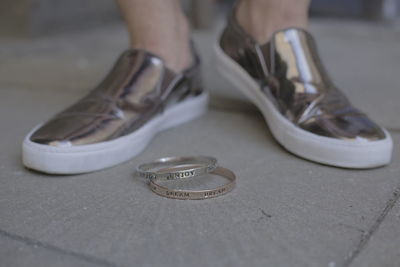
<box><xmin>23</xmin><ymin>48</ymin><xmax>208</xmax><ymax>174</ymax></box>
<box><xmin>215</xmin><ymin>8</ymin><xmax>392</xmax><ymax>168</ymax></box>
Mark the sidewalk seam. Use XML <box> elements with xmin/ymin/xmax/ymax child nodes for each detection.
<box><xmin>0</xmin><ymin>228</ymin><xmax>119</xmax><ymax>267</ymax></box>
<box><xmin>344</xmin><ymin>186</ymin><xmax>400</xmax><ymax>266</ymax></box>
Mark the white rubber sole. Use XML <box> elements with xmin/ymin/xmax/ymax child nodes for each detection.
<box><xmin>215</xmin><ymin>43</ymin><xmax>393</xmax><ymax>168</ymax></box>
<box><xmin>23</xmin><ymin>93</ymin><xmax>209</xmax><ymax>174</ymax></box>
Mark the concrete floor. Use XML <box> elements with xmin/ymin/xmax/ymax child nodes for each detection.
<box><xmin>0</xmin><ymin>20</ymin><xmax>399</xmax><ymax>267</ymax></box>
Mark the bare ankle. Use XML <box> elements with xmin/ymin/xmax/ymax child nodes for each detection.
<box><xmin>236</xmin><ymin>0</ymin><xmax>310</xmax><ymax>44</ymax></box>
<box><xmin>117</xmin><ymin>0</ymin><xmax>193</xmax><ymax>72</ymax></box>
<box><xmin>130</xmin><ymin>14</ymin><xmax>193</xmax><ymax>72</ymax></box>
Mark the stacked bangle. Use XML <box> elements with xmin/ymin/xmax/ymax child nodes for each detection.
<box><xmin>137</xmin><ymin>156</ymin><xmax>236</xmax><ymax>200</ymax></box>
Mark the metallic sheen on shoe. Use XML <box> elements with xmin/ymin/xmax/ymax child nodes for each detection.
<box><xmin>219</xmin><ymin>10</ymin><xmax>386</xmax><ymax>142</ymax></box>
<box><xmin>30</xmin><ymin>49</ymin><xmax>204</xmax><ymax>147</ymax></box>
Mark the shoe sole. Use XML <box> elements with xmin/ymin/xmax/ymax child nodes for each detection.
<box><xmin>22</xmin><ymin>93</ymin><xmax>209</xmax><ymax>174</ymax></box>
<box><xmin>215</xmin><ymin>43</ymin><xmax>393</xmax><ymax>168</ymax></box>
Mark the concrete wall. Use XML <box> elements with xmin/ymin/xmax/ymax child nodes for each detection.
<box><xmin>1</xmin><ymin>0</ymin><xmax>398</xmax><ymax>38</ymax></box>
<box><xmin>311</xmin><ymin>0</ymin><xmax>399</xmax><ymax>20</ymax></box>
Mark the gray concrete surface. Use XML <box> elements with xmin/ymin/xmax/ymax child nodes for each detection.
<box><xmin>0</xmin><ymin>20</ymin><xmax>400</xmax><ymax>267</ymax></box>
<box><xmin>0</xmin><ymin>230</ymin><xmax>103</xmax><ymax>267</ymax></box>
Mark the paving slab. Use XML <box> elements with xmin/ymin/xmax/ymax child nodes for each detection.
<box><xmin>0</xmin><ymin>25</ymin><xmax>127</xmax><ymax>93</ymax></box>
<box><xmin>1</xmin><ymin>19</ymin><xmax>400</xmax><ymax>267</ymax></box>
<box><xmin>0</xmin><ymin>87</ymin><xmax>400</xmax><ymax>267</ymax></box>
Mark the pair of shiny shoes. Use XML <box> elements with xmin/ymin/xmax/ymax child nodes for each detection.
<box><xmin>23</xmin><ymin>10</ymin><xmax>393</xmax><ymax>174</ymax></box>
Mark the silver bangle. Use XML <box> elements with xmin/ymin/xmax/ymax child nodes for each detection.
<box><xmin>149</xmin><ymin>166</ymin><xmax>236</xmax><ymax>200</ymax></box>
<box><xmin>136</xmin><ymin>156</ymin><xmax>217</xmax><ymax>180</ymax></box>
